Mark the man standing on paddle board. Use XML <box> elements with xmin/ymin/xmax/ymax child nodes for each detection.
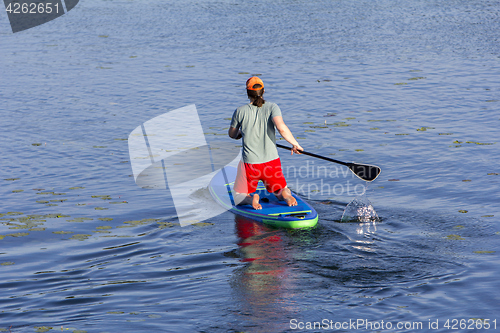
<box><xmin>228</xmin><ymin>76</ymin><xmax>303</xmax><ymax>210</ymax></box>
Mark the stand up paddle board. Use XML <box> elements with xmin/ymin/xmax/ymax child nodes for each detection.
<box><xmin>209</xmin><ymin>166</ymin><xmax>318</xmax><ymax>229</ymax></box>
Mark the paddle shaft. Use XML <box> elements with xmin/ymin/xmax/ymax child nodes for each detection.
<box><xmin>276</xmin><ymin>143</ymin><xmax>352</xmax><ymax>167</ymax></box>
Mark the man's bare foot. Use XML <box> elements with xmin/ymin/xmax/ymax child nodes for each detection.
<box><xmin>277</xmin><ymin>187</ymin><xmax>297</xmax><ymax>206</ymax></box>
<box><xmin>252</xmin><ymin>194</ymin><xmax>262</xmax><ymax>210</ymax></box>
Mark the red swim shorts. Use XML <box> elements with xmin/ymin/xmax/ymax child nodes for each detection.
<box><xmin>233</xmin><ymin>158</ymin><xmax>287</xmax><ymax>194</ymax></box>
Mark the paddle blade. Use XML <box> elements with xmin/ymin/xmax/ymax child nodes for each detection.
<box><xmin>349</xmin><ymin>163</ymin><xmax>381</xmax><ymax>182</ymax></box>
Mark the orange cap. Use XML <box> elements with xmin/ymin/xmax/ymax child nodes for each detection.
<box><xmin>246</xmin><ymin>76</ymin><xmax>264</xmax><ymax>90</ymax></box>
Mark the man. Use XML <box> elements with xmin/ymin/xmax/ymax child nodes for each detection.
<box><xmin>228</xmin><ymin>76</ymin><xmax>303</xmax><ymax>209</ymax></box>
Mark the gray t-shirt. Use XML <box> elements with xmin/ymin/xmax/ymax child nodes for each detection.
<box><xmin>230</xmin><ymin>102</ymin><xmax>282</xmax><ymax>164</ymax></box>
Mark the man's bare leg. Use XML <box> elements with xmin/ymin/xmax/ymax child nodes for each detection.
<box><xmin>274</xmin><ymin>187</ymin><xmax>297</xmax><ymax>206</ymax></box>
<box><xmin>234</xmin><ymin>192</ymin><xmax>262</xmax><ymax>210</ymax></box>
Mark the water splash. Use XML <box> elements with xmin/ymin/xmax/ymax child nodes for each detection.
<box><xmin>341</xmin><ymin>193</ymin><xmax>379</xmax><ymax>222</ymax></box>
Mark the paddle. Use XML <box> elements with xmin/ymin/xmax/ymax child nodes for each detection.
<box><xmin>276</xmin><ymin>143</ymin><xmax>381</xmax><ymax>182</ymax></box>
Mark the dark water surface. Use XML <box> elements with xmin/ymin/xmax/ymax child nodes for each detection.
<box><xmin>1</xmin><ymin>0</ymin><xmax>499</xmax><ymax>332</ymax></box>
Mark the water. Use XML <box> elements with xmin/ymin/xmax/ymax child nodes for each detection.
<box><xmin>1</xmin><ymin>0</ymin><xmax>500</xmax><ymax>332</ymax></box>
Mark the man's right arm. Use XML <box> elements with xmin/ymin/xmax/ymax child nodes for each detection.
<box><xmin>272</xmin><ymin>116</ymin><xmax>303</xmax><ymax>154</ymax></box>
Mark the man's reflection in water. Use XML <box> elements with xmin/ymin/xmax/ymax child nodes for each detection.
<box><xmin>228</xmin><ymin>216</ymin><xmax>299</xmax><ymax>332</ymax></box>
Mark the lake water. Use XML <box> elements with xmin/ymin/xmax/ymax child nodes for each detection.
<box><xmin>1</xmin><ymin>0</ymin><xmax>499</xmax><ymax>332</ymax></box>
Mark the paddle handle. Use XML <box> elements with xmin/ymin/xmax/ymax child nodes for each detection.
<box><xmin>276</xmin><ymin>143</ymin><xmax>351</xmax><ymax>167</ymax></box>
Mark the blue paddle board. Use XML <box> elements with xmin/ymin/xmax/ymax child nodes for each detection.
<box><xmin>209</xmin><ymin>166</ymin><xmax>318</xmax><ymax>229</ymax></box>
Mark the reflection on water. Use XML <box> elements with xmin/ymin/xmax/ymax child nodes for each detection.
<box><xmin>229</xmin><ymin>216</ymin><xmax>297</xmax><ymax>332</ymax></box>
<box><xmin>355</xmin><ymin>219</ymin><xmax>377</xmax><ymax>238</ymax></box>
<box><xmin>349</xmin><ymin>219</ymin><xmax>378</xmax><ymax>253</ymax></box>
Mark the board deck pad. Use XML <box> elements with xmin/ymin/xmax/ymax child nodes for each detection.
<box><xmin>209</xmin><ymin>166</ymin><xmax>318</xmax><ymax>229</ymax></box>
